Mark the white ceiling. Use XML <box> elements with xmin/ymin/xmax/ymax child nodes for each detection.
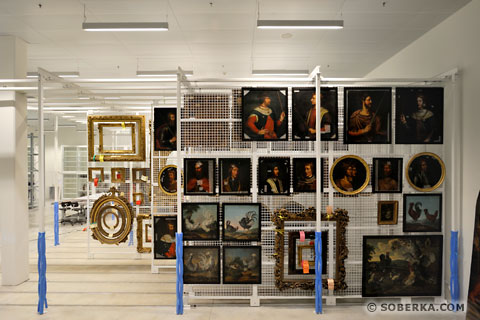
<box><xmin>0</xmin><ymin>0</ymin><xmax>471</xmax><ymax>78</ymax></box>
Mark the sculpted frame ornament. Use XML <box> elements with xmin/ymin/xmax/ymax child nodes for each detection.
<box><xmin>271</xmin><ymin>207</ymin><xmax>349</xmax><ymax>291</ymax></box>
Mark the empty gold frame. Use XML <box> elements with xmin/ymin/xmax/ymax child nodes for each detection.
<box><xmin>88</xmin><ymin>167</ymin><xmax>104</xmax><ymax>182</ymax></box>
<box><xmin>132</xmin><ymin>168</ymin><xmax>148</xmax><ymax>183</ymax></box>
<box><xmin>88</xmin><ymin>115</ymin><xmax>146</xmax><ymax>162</ymax></box>
<box><xmin>111</xmin><ymin>168</ymin><xmax>126</xmax><ymax>183</ymax></box>
<box><xmin>98</xmin><ymin>123</ymin><xmax>136</xmax><ymax>154</ymax></box>
<box><xmin>145</xmin><ymin>223</ymin><xmax>152</xmax><ymax>243</ymax></box>
<box><xmin>136</xmin><ymin>214</ymin><xmax>152</xmax><ymax>253</ymax></box>
<box><xmin>133</xmin><ymin>192</ymin><xmax>144</xmax><ymax>205</ymax></box>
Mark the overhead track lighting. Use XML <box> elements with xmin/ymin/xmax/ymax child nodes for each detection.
<box><xmin>257</xmin><ymin>20</ymin><xmax>343</xmax><ymax>29</ymax></box>
<box><xmin>82</xmin><ymin>22</ymin><xmax>169</xmax><ymax>32</ymax></box>
<box><xmin>252</xmin><ymin>70</ymin><xmax>310</xmax><ymax>76</ymax></box>
<box><xmin>27</xmin><ymin>72</ymin><xmax>80</xmax><ymax>78</ymax></box>
<box><xmin>136</xmin><ymin>70</ymin><xmax>193</xmax><ymax>77</ymax></box>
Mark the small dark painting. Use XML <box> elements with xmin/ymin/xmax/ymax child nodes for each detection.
<box><xmin>153</xmin><ymin>216</ymin><xmax>176</xmax><ymax>259</ymax></box>
<box><xmin>372</xmin><ymin>158</ymin><xmax>402</xmax><ymax>193</ymax></box>
<box><xmin>223</xmin><ymin>246</ymin><xmax>261</xmax><ymax>284</ymax></box>
<box><xmin>154</xmin><ymin>107</ymin><xmax>177</xmax><ymax>151</ymax></box>
<box><xmin>403</xmin><ymin>194</ymin><xmax>442</xmax><ymax>232</ymax></box>
<box><xmin>182</xmin><ymin>203</ymin><xmax>219</xmax><ymax>241</ymax></box>
<box><xmin>183</xmin><ymin>246</ymin><xmax>220</xmax><ymax>284</ymax></box>
<box><xmin>222</xmin><ymin>203</ymin><xmax>261</xmax><ymax>241</ymax></box>
<box><xmin>219</xmin><ymin>158</ymin><xmax>251</xmax><ymax>195</ymax></box>
<box><xmin>258</xmin><ymin>157</ymin><xmax>290</xmax><ymax>195</ymax></box>
<box><xmin>184</xmin><ymin>158</ymin><xmax>216</xmax><ymax>195</ymax></box>
<box><xmin>293</xmin><ymin>158</ymin><xmax>318</xmax><ymax>193</ymax></box>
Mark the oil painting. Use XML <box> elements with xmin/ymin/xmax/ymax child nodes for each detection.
<box><xmin>183</xmin><ymin>246</ymin><xmax>220</xmax><ymax>284</ymax></box>
<box><xmin>222</xmin><ymin>203</ymin><xmax>261</xmax><ymax>241</ymax></box>
<box><xmin>182</xmin><ymin>203</ymin><xmax>219</xmax><ymax>240</ymax></box>
<box><xmin>223</xmin><ymin>246</ymin><xmax>261</xmax><ymax>284</ymax></box>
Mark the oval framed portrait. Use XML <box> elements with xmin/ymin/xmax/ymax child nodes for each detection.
<box><xmin>330</xmin><ymin>155</ymin><xmax>370</xmax><ymax>195</ymax></box>
<box><xmin>158</xmin><ymin>165</ymin><xmax>180</xmax><ymax>195</ymax></box>
<box><xmin>406</xmin><ymin>152</ymin><xmax>445</xmax><ymax>192</ymax></box>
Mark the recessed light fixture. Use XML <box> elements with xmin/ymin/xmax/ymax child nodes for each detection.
<box><xmin>252</xmin><ymin>70</ymin><xmax>309</xmax><ymax>76</ymax></box>
<box><xmin>136</xmin><ymin>70</ymin><xmax>193</xmax><ymax>77</ymax></box>
<box><xmin>27</xmin><ymin>72</ymin><xmax>80</xmax><ymax>78</ymax></box>
<box><xmin>257</xmin><ymin>20</ymin><xmax>343</xmax><ymax>30</ymax></box>
<box><xmin>82</xmin><ymin>22</ymin><xmax>169</xmax><ymax>32</ymax></box>
<box><xmin>104</xmin><ymin>97</ymin><xmax>120</xmax><ymax>100</ymax></box>
<box><xmin>62</xmin><ymin>115</ymin><xmax>75</xmax><ymax>118</ymax></box>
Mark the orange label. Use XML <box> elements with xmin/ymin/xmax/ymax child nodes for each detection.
<box><xmin>302</xmin><ymin>260</ymin><xmax>310</xmax><ymax>274</ymax></box>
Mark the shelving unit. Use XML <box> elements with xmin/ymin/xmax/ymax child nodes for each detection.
<box><xmin>28</xmin><ymin>133</ymin><xmax>38</xmax><ymax>209</ymax></box>
<box><xmin>62</xmin><ymin>145</ymin><xmax>88</xmax><ymax>199</ymax></box>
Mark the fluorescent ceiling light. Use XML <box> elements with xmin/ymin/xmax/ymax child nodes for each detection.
<box><xmin>257</xmin><ymin>20</ymin><xmax>343</xmax><ymax>29</ymax></box>
<box><xmin>27</xmin><ymin>72</ymin><xmax>80</xmax><ymax>78</ymax></box>
<box><xmin>83</xmin><ymin>22</ymin><xmax>168</xmax><ymax>32</ymax></box>
<box><xmin>252</xmin><ymin>70</ymin><xmax>309</xmax><ymax>76</ymax></box>
<box><xmin>136</xmin><ymin>70</ymin><xmax>193</xmax><ymax>77</ymax></box>
<box><xmin>104</xmin><ymin>97</ymin><xmax>120</xmax><ymax>100</ymax></box>
<box><xmin>62</xmin><ymin>115</ymin><xmax>75</xmax><ymax>118</ymax></box>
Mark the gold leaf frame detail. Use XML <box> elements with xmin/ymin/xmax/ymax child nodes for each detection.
<box><xmin>136</xmin><ymin>214</ymin><xmax>152</xmax><ymax>253</ymax></box>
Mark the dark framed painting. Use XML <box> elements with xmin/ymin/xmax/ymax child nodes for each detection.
<box><xmin>184</xmin><ymin>158</ymin><xmax>216</xmax><ymax>195</ymax></box>
<box><xmin>377</xmin><ymin>201</ymin><xmax>398</xmax><ymax>225</ymax></box>
<box><xmin>241</xmin><ymin>87</ymin><xmax>288</xmax><ymax>141</ymax></box>
<box><xmin>219</xmin><ymin>158</ymin><xmax>251</xmax><ymax>195</ymax></box>
<box><xmin>467</xmin><ymin>192</ymin><xmax>480</xmax><ymax>319</ymax></box>
<box><xmin>153</xmin><ymin>216</ymin><xmax>176</xmax><ymax>259</ymax></box>
<box><xmin>158</xmin><ymin>165</ymin><xmax>178</xmax><ymax>195</ymax></box>
<box><xmin>292</xmin><ymin>87</ymin><xmax>338</xmax><ymax>141</ymax></box>
<box><xmin>362</xmin><ymin>235</ymin><xmax>443</xmax><ymax>297</ymax></box>
<box><xmin>183</xmin><ymin>246</ymin><xmax>220</xmax><ymax>284</ymax></box>
<box><xmin>258</xmin><ymin>157</ymin><xmax>290</xmax><ymax>195</ymax></box>
<box><xmin>223</xmin><ymin>246</ymin><xmax>261</xmax><ymax>284</ymax></box>
<box><xmin>344</xmin><ymin>87</ymin><xmax>392</xmax><ymax>144</ymax></box>
<box><xmin>330</xmin><ymin>155</ymin><xmax>370</xmax><ymax>195</ymax></box>
<box><xmin>292</xmin><ymin>158</ymin><xmax>318</xmax><ymax>193</ymax></box>
<box><xmin>403</xmin><ymin>194</ymin><xmax>442</xmax><ymax>232</ymax></box>
<box><xmin>288</xmin><ymin>231</ymin><xmax>327</xmax><ymax>275</ymax></box>
<box><xmin>181</xmin><ymin>203</ymin><xmax>219</xmax><ymax>241</ymax></box>
<box><xmin>406</xmin><ymin>152</ymin><xmax>445</xmax><ymax>192</ymax></box>
<box><xmin>372</xmin><ymin>158</ymin><xmax>402</xmax><ymax>193</ymax></box>
<box><xmin>395</xmin><ymin>87</ymin><xmax>444</xmax><ymax>144</ymax></box>
<box><xmin>222</xmin><ymin>203</ymin><xmax>261</xmax><ymax>242</ymax></box>
<box><xmin>154</xmin><ymin>107</ymin><xmax>177</xmax><ymax>151</ymax></box>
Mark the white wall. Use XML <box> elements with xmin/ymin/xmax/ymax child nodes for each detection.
<box><xmin>366</xmin><ymin>0</ymin><xmax>480</xmax><ymax>302</ymax></box>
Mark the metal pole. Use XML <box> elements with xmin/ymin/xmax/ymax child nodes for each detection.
<box><xmin>54</xmin><ymin>115</ymin><xmax>59</xmax><ymax>246</ymax></box>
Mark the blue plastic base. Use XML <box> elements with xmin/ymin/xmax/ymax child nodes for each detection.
<box><xmin>176</xmin><ymin>233</ymin><xmax>184</xmax><ymax>315</ymax></box>
<box><xmin>54</xmin><ymin>202</ymin><xmax>59</xmax><ymax>246</ymax></box>
<box><xmin>37</xmin><ymin>232</ymin><xmax>48</xmax><ymax>314</ymax></box>
<box><xmin>450</xmin><ymin>230</ymin><xmax>459</xmax><ymax>309</ymax></box>
<box><xmin>315</xmin><ymin>231</ymin><xmax>323</xmax><ymax>314</ymax></box>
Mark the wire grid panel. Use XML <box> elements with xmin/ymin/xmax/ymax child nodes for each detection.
<box><xmin>179</xmin><ymin>84</ymin><xmax>446</xmax><ymax>302</ymax></box>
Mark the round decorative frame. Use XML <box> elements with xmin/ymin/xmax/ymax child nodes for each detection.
<box><xmin>330</xmin><ymin>155</ymin><xmax>370</xmax><ymax>195</ymax></box>
<box><xmin>158</xmin><ymin>165</ymin><xmax>181</xmax><ymax>195</ymax></box>
<box><xmin>406</xmin><ymin>152</ymin><xmax>445</xmax><ymax>192</ymax></box>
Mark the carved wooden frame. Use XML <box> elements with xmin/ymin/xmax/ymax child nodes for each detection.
<box><xmin>271</xmin><ymin>207</ymin><xmax>349</xmax><ymax>291</ymax></box>
<box><xmin>88</xmin><ymin>167</ymin><xmax>104</xmax><ymax>182</ymax></box>
<box><xmin>136</xmin><ymin>214</ymin><xmax>152</xmax><ymax>253</ymax></box>
<box><xmin>111</xmin><ymin>167</ymin><xmax>126</xmax><ymax>183</ymax></box>
<box><xmin>98</xmin><ymin>123</ymin><xmax>136</xmax><ymax>154</ymax></box>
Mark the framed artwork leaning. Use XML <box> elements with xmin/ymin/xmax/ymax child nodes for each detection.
<box><xmin>219</xmin><ymin>158</ymin><xmax>251</xmax><ymax>195</ymax></box>
<box><xmin>406</xmin><ymin>152</ymin><xmax>445</xmax><ymax>192</ymax></box>
<box><xmin>154</xmin><ymin>107</ymin><xmax>177</xmax><ymax>151</ymax></box>
<box><xmin>377</xmin><ymin>201</ymin><xmax>398</xmax><ymax>225</ymax></box>
<box><xmin>153</xmin><ymin>216</ymin><xmax>176</xmax><ymax>259</ymax></box>
<box><xmin>403</xmin><ymin>194</ymin><xmax>442</xmax><ymax>232</ymax></box>
<box><xmin>395</xmin><ymin>87</ymin><xmax>444</xmax><ymax>144</ymax></box>
<box><xmin>330</xmin><ymin>155</ymin><xmax>370</xmax><ymax>195</ymax></box>
<box><xmin>292</xmin><ymin>87</ymin><xmax>338</xmax><ymax>141</ymax></box>
<box><xmin>362</xmin><ymin>235</ymin><xmax>443</xmax><ymax>297</ymax></box>
<box><xmin>223</xmin><ymin>246</ymin><xmax>261</xmax><ymax>284</ymax></box>
<box><xmin>182</xmin><ymin>203</ymin><xmax>219</xmax><ymax>241</ymax></box>
<box><xmin>372</xmin><ymin>158</ymin><xmax>402</xmax><ymax>193</ymax></box>
<box><xmin>288</xmin><ymin>231</ymin><xmax>327</xmax><ymax>275</ymax></box>
<box><xmin>183</xmin><ymin>246</ymin><xmax>220</xmax><ymax>284</ymax></box>
<box><xmin>292</xmin><ymin>158</ymin><xmax>318</xmax><ymax>193</ymax></box>
<box><xmin>184</xmin><ymin>158</ymin><xmax>216</xmax><ymax>195</ymax></box>
<box><xmin>241</xmin><ymin>87</ymin><xmax>288</xmax><ymax>141</ymax></box>
<box><xmin>344</xmin><ymin>87</ymin><xmax>392</xmax><ymax>144</ymax></box>
<box><xmin>222</xmin><ymin>203</ymin><xmax>261</xmax><ymax>242</ymax></box>
<box><xmin>258</xmin><ymin>157</ymin><xmax>290</xmax><ymax>195</ymax></box>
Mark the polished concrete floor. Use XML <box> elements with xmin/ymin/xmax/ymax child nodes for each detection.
<box><xmin>0</xmin><ymin>204</ymin><xmax>467</xmax><ymax>319</ymax></box>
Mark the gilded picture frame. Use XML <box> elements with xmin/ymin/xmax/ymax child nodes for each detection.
<box><xmin>377</xmin><ymin>200</ymin><xmax>398</xmax><ymax>225</ymax></box>
<box><xmin>88</xmin><ymin>167</ymin><xmax>104</xmax><ymax>182</ymax></box>
<box><xmin>136</xmin><ymin>214</ymin><xmax>152</xmax><ymax>253</ymax></box>
<box><xmin>330</xmin><ymin>155</ymin><xmax>370</xmax><ymax>195</ymax></box>
<box><xmin>132</xmin><ymin>168</ymin><xmax>147</xmax><ymax>183</ymax></box>
<box><xmin>98</xmin><ymin>123</ymin><xmax>136</xmax><ymax>154</ymax></box>
<box><xmin>406</xmin><ymin>152</ymin><xmax>445</xmax><ymax>192</ymax></box>
<box><xmin>111</xmin><ymin>167</ymin><xmax>126</xmax><ymax>183</ymax></box>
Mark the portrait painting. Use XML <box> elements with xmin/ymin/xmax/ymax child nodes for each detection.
<box><xmin>153</xmin><ymin>216</ymin><xmax>176</xmax><ymax>259</ymax></box>
<box><xmin>219</xmin><ymin>158</ymin><xmax>251</xmax><ymax>195</ymax></box>
<box><xmin>372</xmin><ymin>158</ymin><xmax>402</xmax><ymax>193</ymax></box>
<box><xmin>183</xmin><ymin>246</ymin><xmax>220</xmax><ymax>284</ymax></box>
<box><xmin>223</xmin><ymin>246</ymin><xmax>261</xmax><ymax>284</ymax></box>
<box><xmin>222</xmin><ymin>203</ymin><xmax>261</xmax><ymax>242</ymax></box>
<box><xmin>377</xmin><ymin>201</ymin><xmax>398</xmax><ymax>225</ymax></box>
<box><xmin>292</xmin><ymin>158</ymin><xmax>318</xmax><ymax>193</ymax></box>
<box><xmin>362</xmin><ymin>235</ymin><xmax>443</xmax><ymax>297</ymax></box>
<box><xmin>406</xmin><ymin>152</ymin><xmax>445</xmax><ymax>192</ymax></box>
<box><xmin>403</xmin><ymin>194</ymin><xmax>442</xmax><ymax>232</ymax></box>
<box><xmin>154</xmin><ymin>107</ymin><xmax>177</xmax><ymax>151</ymax></box>
<box><xmin>181</xmin><ymin>203</ymin><xmax>219</xmax><ymax>241</ymax></box>
<box><xmin>344</xmin><ymin>87</ymin><xmax>392</xmax><ymax>144</ymax></box>
<box><xmin>184</xmin><ymin>158</ymin><xmax>216</xmax><ymax>195</ymax></box>
<box><xmin>330</xmin><ymin>155</ymin><xmax>370</xmax><ymax>195</ymax></box>
<box><xmin>467</xmin><ymin>192</ymin><xmax>480</xmax><ymax>319</ymax></box>
<box><xmin>258</xmin><ymin>157</ymin><xmax>290</xmax><ymax>195</ymax></box>
<box><xmin>241</xmin><ymin>87</ymin><xmax>288</xmax><ymax>141</ymax></box>
<box><xmin>158</xmin><ymin>165</ymin><xmax>178</xmax><ymax>195</ymax></box>
<box><xmin>292</xmin><ymin>87</ymin><xmax>338</xmax><ymax>141</ymax></box>
<box><xmin>395</xmin><ymin>87</ymin><xmax>444</xmax><ymax>144</ymax></box>
<box><xmin>288</xmin><ymin>231</ymin><xmax>327</xmax><ymax>275</ymax></box>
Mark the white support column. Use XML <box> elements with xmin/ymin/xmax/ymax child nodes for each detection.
<box><xmin>0</xmin><ymin>36</ymin><xmax>29</xmax><ymax>285</ymax></box>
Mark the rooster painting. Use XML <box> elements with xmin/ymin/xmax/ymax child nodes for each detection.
<box><xmin>239</xmin><ymin>211</ymin><xmax>257</xmax><ymax>230</ymax></box>
<box><xmin>183</xmin><ymin>247</ymin><xmax>220</xmax><ymax>284</ymax></box>
<box><xmin>404</xmin><ymin>194</ymin><xmax>442</xmax><ymax>232</ymax></box>
<box><xmin>223</xmin><ymin>204</ymin><xmax>261</xmax><ymax>241</ymax></box>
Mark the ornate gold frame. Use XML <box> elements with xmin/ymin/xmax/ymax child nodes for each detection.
<box><xmin>136</xmin><ymin>214</ymin><xmax>152</xmax><ymax>253</ymax></box>
<box><xmin>132</xmin><ymin>168</ymin><xmax>147</xmax><ymax>183</ymax></box>
<box><xmin>90</xmin><ymin>187</ymin><xmax>134</xmax><ymax>245</ymax></box>
<box><xmin>98</xmin><ymin>123</ymin><xmax>136</xmax><ymax>154</ymax></box>
<box><xmin>88</xmin><ymin>167</ymin><xmax>104</xmax><ymax>182</ymax></box>
<box><xmin>330</xmin><ymin>154</ymin><xmax>370</xmax><ymax>195</ymax></box>
<box><xmin>133</xmin><ymin>192</ymin><xmax>144</xmax><ymax>205</ymax></box>
<box><xmin>377</xmin><ymin>200</ymin><xmax>398</xmax><ymax>225</ymax></box>
<box><xmin>158</xmin><ymin>165</ymin><xmax>179</xmax><ymax>195</ymax></box>
<box><xmin>111</xmin><ymin>168</ymin><xmax>126</xmax><ymax>183</ymax></box>
<box><xmin>88</xmin><ymin>115</ymin><xmax>146</xmax><ymax>162</ymax></box>
<box><xmin>406</xmin><ymin>152</ymin><xmax>445</xmax><ymax>192</ymax></box>
<box><xmin>145</xmin><ymin>223</ymin><xmax>152</xmax><ymax>243</ymax></box>
<box><xmin>272</xmin><ymin>207</ymin><xmax>349</xmax><ymax>291</ymax></box>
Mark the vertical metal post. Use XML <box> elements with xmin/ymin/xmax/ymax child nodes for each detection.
<box><xmin>54</xmin><ymin>115</ymin><xmax>59</xmax><ymax>246</ymax></box>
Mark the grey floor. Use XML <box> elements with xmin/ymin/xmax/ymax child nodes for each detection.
<box><xmin>0</xmin><ymin>204</ymin><xmax>467</xmax><ymax>319</ymax></box>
